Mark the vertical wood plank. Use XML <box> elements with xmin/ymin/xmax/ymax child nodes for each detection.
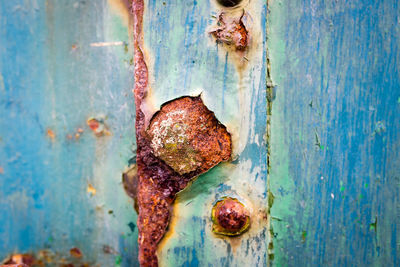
<box><xmin>268</xmin><ymin>0</ymin><xmax>400</xmax><ymax>266</ymax></box>
<box><xmin>0</xmin><ymin>0</ymin><xmax>138</xmax><ymax>265</ymax></box>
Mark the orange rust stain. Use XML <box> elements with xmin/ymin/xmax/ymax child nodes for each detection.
<box><xmin>69</xmin><ymin>247</ymin><xmax>83</xmax><ymax>258</ymax></box>
<box><xmin>87</xmin><ymin>118</ymin><xmax>100</xmax><ymax>132</ymax></box>
<box><xmin>1</xmin><ymin>254</ymin><xmax>34</xmax><ymax>266</ymax></box>
<box><xmin>87</xmin><ymin>118</ymin><xmax>111</xmax><ymax>137</ymax></box>
<box><xmin>210</xmin><ymin>12</ymin><xmax>248</xmax><ymax>51</ymax></box>
<box><xmin>87</xmin><ymin>184</ymin><xmax>97</xmax><ymax>196</ymax></box>
<box><xmin>46</xmin><ymin>129</ymin><xmax>56</xmax><ymax>140</ymax></box>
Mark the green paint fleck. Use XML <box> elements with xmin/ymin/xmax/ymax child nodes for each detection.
<box><xmin>339</xmin><ymin>181</ymin><xmax>345</xmax><ymax>192</ymax></box>
<box><xmin>397</xmin><ymin>97</ymin><xmax>400</xmax><ymax>104</ymax></box>
<box><xmin>369</xmin><ymin>217</ymin><xmax>377</xmax><ymax>232</ymax></box>
<box><xmin>373</xmin><ymin>121</ymin><xmax>386</xmax><ymax>136</ymax></box>
<box><xmin>301</xmin><ymin>230</ymin><xmax>307</xmax><ymax>243</ymax></box>
<box><xmin>115</xmin><ymin>255</ymin><xmax>122</xmax><ymax>266</ymax></box>
<box><xmin>364</xmin><ymin>183</ymin><xmax>369</xmax><ymax>188</ymax></box>
<box><xmin>268</xmin><ymin>191</ymin><xmax>275</xmax><ymax>209</ymax></box>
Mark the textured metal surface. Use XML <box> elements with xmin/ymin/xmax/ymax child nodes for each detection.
<box><xmin>144</xmin><ymin>0</ymin><xmax>268</xmax><ymax>266</ymax></box>
<box><xmin>268</xmin><ymin>0</ymin><xmax>400</xmax><ymax>266</ymax></box>
<box><xmin>0</xmin><ymin>0</ymin><xmax>268</xmax><ymax>266</ymax></box>
<box><xmin>0</xmin><ymin>0</ymin><xmax>137</xmax><ymax>265</ymax></box>
<box><xmin>3</xmin><ymin>0</ymin><xmax>398</xmax><ymax>266</ymax></box>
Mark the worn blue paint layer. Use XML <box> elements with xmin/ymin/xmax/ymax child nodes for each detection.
<box><xmin>0</xmin><ymin>0</ymin><xmax>137</xmax><ymax>265</ymax></box>
<box><xmin>268</xmin><ymin>0</ymin><xmax>400</xmax><ymax>266</ymax></box>
<box><xmin>0</xmin><ymin>0</ymin><xmax>268</xmax><ymax>266</ymax></box>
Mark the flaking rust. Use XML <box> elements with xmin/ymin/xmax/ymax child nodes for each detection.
<box><xmin>208</xmin><ymin>0</ymin><xmax>258</xmax><ymax>71</ymax></box>
<box><xmin>148</xmin><ymin>96</ymin><xmax>231</xmax><ymax>176</ymax></box>
<box><xmin>134</xmin><ymin>96</ymin><xmax>232</xmax><ymax>267</ymax></box>
<box><xmin>210</xmin><ymin>12</ymin><xmax>249</xmax><ymax>51</ymax></box>
<box><xmin>130</xmin><ymin>1</ymin><xmax>232</xmax><ymax>266</ymax></box>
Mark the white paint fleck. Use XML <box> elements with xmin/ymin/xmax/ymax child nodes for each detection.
<box><xmin>90</xmin><ymin>41</ymin><xmax>124</xmax><ymax>47</ymax></box>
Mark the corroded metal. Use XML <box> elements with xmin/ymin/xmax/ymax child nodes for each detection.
<box><xmin>210</xmin><ymin>12</ymin><xmax>248</xmax><ymax>51</ymax></box>
<box><xmin>131</xmin><ymin>1</ymin><xmax>232</xmax><ymax>266</ymax></box>
<box><xmin>134</xmin><ymin>96</ymin><xmax>232</xmax><ymax>267</ymax></box>
<box><xmin>211</xmin><ymin>197</ymin><xmax>250</xmax><ymax>236</ymax></box>
<box><xmin>148</xmin><ymin>96</ymin><xmax>231</xmax><ymax>175</ymax></box>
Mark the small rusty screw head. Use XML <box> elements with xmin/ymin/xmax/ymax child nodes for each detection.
<box><xmin>211</xmin><ymin>197</ymin><xmax>250</xmax><ymax>236</ymax></box>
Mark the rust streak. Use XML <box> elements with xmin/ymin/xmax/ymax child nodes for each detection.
<box><xmin>130</xmin><ymin>1</ymin><xmax>232</xmax><ymax>266</ymax></box>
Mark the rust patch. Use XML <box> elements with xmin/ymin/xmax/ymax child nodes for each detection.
<box><xmin>1</xmin><ymin>254</ymin><xmax>34</xmax><ymax>267</ymax></box>
<box><xmin>86</xmin><ymin>117</ymin><xmax>110</xmax><ymax>137</ymax></box>
<box><xmin>46</xmin><ymin>129</ymin><xmax>56</xmax><ymax>140</ymax></box>
<box><xmin>1</xmin><ymin>250</ymin><xmax>93</xmax><ymax>267</ymax></box>
<box><xmin>69</xmin><ymin>247</ymin><xmax>82</xmax><ymax>258</ymax></box>
<box><xmin>210</xmin><ymin>12</ymin><xmax>248</xmax><ymax>51</ymax></box>
<box><xmin>122</xmin><ymin>164</ymin><xmax>139</xmax><ymax>213</ymax></box>
<box><xmin>211</xmin><ymin>197</ymin><xmax>250</xmax><ymax>236</ymax></box>
<box><xmin>135</xmin><ymin>97</ymin><xmax>232</xmax><ymax>267</ymax></box>
<box><xmin>130</xmin><ymin>1</ymin><xmax>232</xmax><ymax>266</ymax></box>
<box><xmin>87</xmin><ymin>184</ymin><xmax>97</xmax><ymax>196</ymax></box>
<box><xmin>0</xmin><ymin>265</ymin><xmax>28</xmax><ymax>267</ymax></box>
<box><xmin>148</xmin><ymin>96</ymin><xmax>231</xmax><ymax>175</ymax></box>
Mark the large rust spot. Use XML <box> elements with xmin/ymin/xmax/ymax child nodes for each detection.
<box><xmin>134</xmin><ymin>97</ymin><xmax>231</xmax><ymax>267</ymax></box>
<box><xmin>148</xmin><ymin>96</ymin><xmax>231</xmax><ymax>175</ymax></box>
<box><xmin>130</xmin><ymin>0</ymin><xmax>232</xmax><ymax>265</ymax></box>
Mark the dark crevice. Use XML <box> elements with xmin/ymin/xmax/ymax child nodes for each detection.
<box><xmin>266</xmin><ymin>0</ymin><xmax>276</xmax><ymax>265</ymax></box>
<box><xmin>217</xmin><ymin>0</ymin><xmax>243</xmax><ymax>8</ymax></box>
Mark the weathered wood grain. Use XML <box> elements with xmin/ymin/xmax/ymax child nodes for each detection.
<box><xmin>268</xmin><ymin>0</ymin><xmax>400</xmax><ymax>266</ymax></box>
<box><xmin>0</xmin><ymin>0</ymin><xmax>138</xmax><ymax>265</ymax></box>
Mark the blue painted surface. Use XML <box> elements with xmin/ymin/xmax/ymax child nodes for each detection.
<box><xmin>2</xmin><ymin>0</ymin><xmax>398</xmax><ymax>266</ymax></box>
<box><xmin>0</xmin><ymin>0</ymin><xmax>137</xmax><ymax>265</ymax></box>
<box><xmin>268</xmin><ymin>0</ymin><xmax>400</xmax><ymax>266</ymax></box>
<box><xmin>0</xmin><ymin>0</ymin><xmax>268</xmax><ymax>266</ymax></box>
